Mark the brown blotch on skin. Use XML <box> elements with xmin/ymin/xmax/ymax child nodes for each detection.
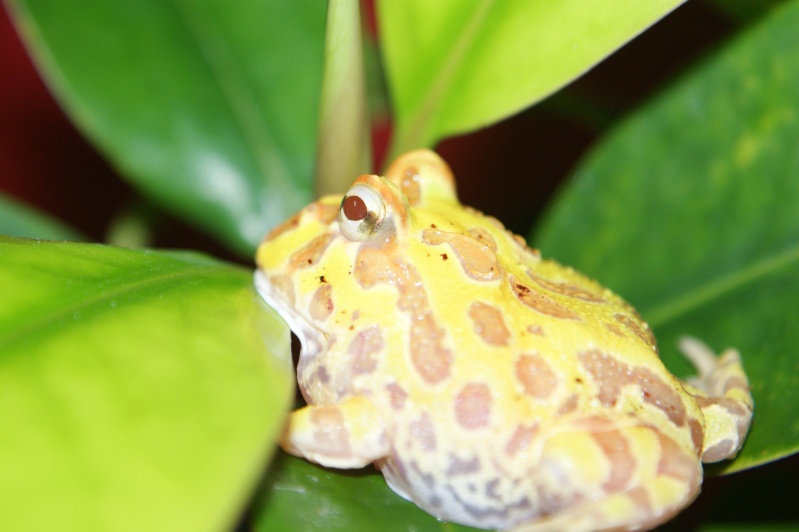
<box><xmin>316</xmin><ymin>365</ymin><xmax>330</xmax><ymax>384</ymax></box>
<box><xmin>386</xmin><ymin>382</ymin><xmax>408</xmax><ymax>410</ymax></box>
<box><xmin>454</xmin><ymin>383</ymin><xmax>493</xmax><ymax>430</ymax></box>
<box><xmin>398</xmin><ymin>166</ymin><xmax>422</xmax><ymax>205</ymax></box>
<box><xmin>309</xmin><ymin>283</ymin><xmax>334</xmax><ymax>321</ymax></box>
<box><xmin>724</xmin><ymin>376</ymin><xmax>750</xmax><ymax>393</ymax></box>
<box><xmin>310</xmin><ymin>405</ymin><xmax>351</xmax><ymax>457</ymax></box>
<box><xmin>505</xmin><ymin>424</ymin><xmax>538</xmax><ymax>456</ymax></box>
<box><xmin>410</xmin><ymin>461</ymin><xmax>436</xmax><ymax>488</ymax></box>
<box><xmin>625</xmin><ymin>485</ymin><xmax>652</xmax><ymax>514</ymax></box>
<box><xmin>592</xmin><ymin>430</ymin><xmax>635</xmax><ymax>492</ymax></box>
<box><xmin>290</xmin><ymin>233</ymin><xmax>332</xmax><ymax>269</ymax></box>
<box><xmin>614</xmin><ymin>313</ymin><xmax>658</xmax><ymax>351</ymax></box>
<box><xmin>657</xmin><ymin>433</ymin><xmax>701</xmax><ymax>492</ymax></box>
<box><xmin>515</xmin><ymin>353</ymin><xmax>558</xmax><ymax>399</ymax></box>
<box><xmin>409</xmin><ymin>411</ymin><xmax>437</xmax><ymax>451</ymax></box>
<box><xmin>469</xmin><ymin>301</ymin><xmax>511</xmax><ymax>346</ymax></box>
<box><xmin>348</xmin><ymin>325</ymin><xmax>384</xmax><ymax>375</ymax></box>
<box><xmin>509</xmin><ymin>276</ymin><xmax>579</xmax><ymax>320</ymax></box>
<box><xmin>579</xmin><ymin>350</ymin><xmax>688</xmax><ymax>427</ymax></box>
<box><xmin>606</xmin><ymin>323</ymin><xmax>625</xmax><ymax>337</ymax></box>
<box><xmin>446</xmin><ymin>455</ymin><xmax>481</xmax><ymax>476</ymax></box>
<box><xmin>354</xmin><ymin>246</ymin><xmax>452</xmax><ymax>384</ymax></box>
<box><xmin>688</xmin><ymin>418</ymin><xmax>704</xmax><ymax>455</ymax></box>
<box><xmin>528</xmin><ymin>270</ymin><xmax>606</xmax><ymax>303</ymax></box>
<box><xmin>557</xmin><ymin>394</ymin><xmax>579</xmax><ymax>415</ymax></box>
<box><xmin>422</xmin><ymin>228</ymin><xmax>501</xmax><ymax>281</ymax></box>
<box><xmin>468</xmin><ymin>227</ymin><xmax>498</xmax><ymax>252</ymax></box>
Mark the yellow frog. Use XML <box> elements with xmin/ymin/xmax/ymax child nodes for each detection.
<box><xmin>254</xmin><ymin>150</ymin><xmax>753</xmax><ymax>531</ymax></box>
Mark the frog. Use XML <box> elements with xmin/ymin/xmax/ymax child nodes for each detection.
<box><xmin>254</xmin><ymin>149</ymin><xmax>753</xmax><ymax>531</ymax></box>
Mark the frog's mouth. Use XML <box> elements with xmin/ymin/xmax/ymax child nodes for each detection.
<box><xmin>253</xmin><ymin>270</ymin><xmax>326</xmax><ymax>360</ymax></box>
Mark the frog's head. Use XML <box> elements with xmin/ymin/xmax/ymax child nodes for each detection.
<box><xmin>254</xmin><ymin>149</ymin><xmax>458</xmax><ymax>357</ymax></box>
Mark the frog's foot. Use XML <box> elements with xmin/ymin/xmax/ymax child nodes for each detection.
<box><xmin>512</xmin><ymin>422</ymin><xmax>701</xmax><ymax>532</ymax></box>
<box><xmin>280</xmin><ymin>396</ymin><xmax>389</xmax><ymax>469</ymax></box>
<box><xmin>678</xmin><ymin>336</ymin><xmax>754</xmax><ymax>462</ymax></box>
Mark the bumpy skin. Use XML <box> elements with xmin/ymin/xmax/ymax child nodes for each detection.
<box><xmin>255</xmin><ymin>150</ymin><xmax>753</xmax><ymax>531</ymax></box>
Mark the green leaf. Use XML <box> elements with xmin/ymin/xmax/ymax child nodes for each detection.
<box><xmin>0</xmin><ymin>237</ymin><xmax>293</xmax><ymax>532</ymax></box>
<box><xmin>707</xmin><ymin>0</ymin><xmax>788</xmax><ymax>22</ymax></box>
<box><xmin>6</xmin><ymin>0</ymin><xmax>326</xmax><ymax>256</ymax></box>
<box><xmin>0</xmin><ymin>191</ymin><xmax>85</xmax><ymax>241</ymax></box>
<box><xmin>253</xmin><ymin>452</ymin><xmax>479</xmax><ymax>531</ymax></box>
<box><xmin>378</xmin><ymin>0</ymin><xmax>686</xmax><ymax>155</ymax></box>
<box><xmin>532</xmin><ymin>0</ymin><xmax>799</xmax><ymax>472</ymax></box>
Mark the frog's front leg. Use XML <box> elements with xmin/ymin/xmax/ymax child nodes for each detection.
<box><xmin>280</xmin><ymin>395</ymin><xmax>389</xmax><ymax>469</ymax></box>
<box><xmin>678</xmin><ymin>337</ymin><xmax>754</xmax><ymax>462</ymax></box>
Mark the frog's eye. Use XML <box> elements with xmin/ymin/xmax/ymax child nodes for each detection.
<box><xmin>339</xmin><ymin>184</ymin><xmax>386</xmax><ymax>241</ymax></box>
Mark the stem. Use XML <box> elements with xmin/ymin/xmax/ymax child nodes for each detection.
<box><xmin>315</xmin><ymin>0</ymin><xmax>372</xmax><ymax>196</ymax></box>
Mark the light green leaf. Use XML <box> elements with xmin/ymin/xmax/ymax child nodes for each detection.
<box><xmin>6</xmin><ymin>0</ymin><xmax>325</xmax><ymax>255</ymax></box>
<box><xmin>533</xmin><ymin>0</ymin><xmax>799</xmax><ymax>472</ymax></box>
<box><xmin>0</xmin><ymin>191</ymin><xmax>84</xmax><ymax>241</ymax></box>
<box><xmin>0</xmin><ymin>237</ymin><xmax>293</xmax><ymax>532</ymax></box>
<box><xmin>378</xmin><ymin>0</ymin><xmax>686</xmax><ymax>155</ymax></box>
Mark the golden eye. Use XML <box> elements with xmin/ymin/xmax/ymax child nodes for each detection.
<box><xmin>339</xmin><ymin>184</ymin><xmax>385</xmax><ymax>241</ymax></box>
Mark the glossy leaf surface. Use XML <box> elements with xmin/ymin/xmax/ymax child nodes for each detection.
<box><xmin>533</xmin><ymin>0</ymin><xmax>799</xmax><ymax>472</ymax></box>
<box><xmin>0</xmin><ymin>237</ymin><xmax>293</xmax><ymax>531</ymax></box>
<box><xmin>378</xmin><ymin>0</ymin><xmax>686</xmax><ymax>155</ymax></box>
<box><xmin>6</xmin><ymin>0</ymin><xmax>325</xmax><ymax>255</ymax></box>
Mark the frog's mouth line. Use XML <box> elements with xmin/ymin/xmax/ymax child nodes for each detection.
<box><xmin>254</xmin><ymin>270</ymin><xmax>326</xmax><ymax>359</ymax></box>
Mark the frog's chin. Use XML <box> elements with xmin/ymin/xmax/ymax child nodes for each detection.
<box><xmin>253</xmin><ymin>270</ymin><xmax>326</xmax><ymax>360</ymax></box>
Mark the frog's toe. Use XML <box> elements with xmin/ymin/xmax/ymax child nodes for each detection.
<box><xmin>677</xmin><ymin>337</ymin><xmax>754</xmax><ymax>462</ymax></box>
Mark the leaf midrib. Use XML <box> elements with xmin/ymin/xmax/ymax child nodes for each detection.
<box><xmin>0</xmin><ymin>264</ymin><xmax>245</xmax><ymax>353</ymax></box>
<box><xmin>646</xmin><ymin>244</ymin><xmax>799</xmax><ymax>327</ymax></box>
<box><xmin>393</xmin><ymin>0</ymin><xmax>495</xmax><ymax>154</ymax></box>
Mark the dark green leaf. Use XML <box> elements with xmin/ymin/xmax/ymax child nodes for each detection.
<box><xmin>253</xmin><ymin>452</ymin><xmax>479</xmax><ymax>531</ymax></box>
<box><xmin>378</xmin><ymin>0</ymin><xmax>686</xmax><ymax>155</ymax></box>
<box><xmin>0</xmin><ymin>237</ymin><xmax>293</xmax><ymax>531</ymax></box>
<box><xmin>6</xmin><ymin>0</ymin><xmax>326</xmax><ymax>255</ymax></box>
<box><xmin>533</xmin><ymin>0</ymin><xmax>799</xmax><ymax>472</ymax></box>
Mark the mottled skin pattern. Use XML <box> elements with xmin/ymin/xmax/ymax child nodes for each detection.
<box><xmin>254</xmin><ymin>150</ymin><xmax>753</xmax><ymax>531</ymax></box>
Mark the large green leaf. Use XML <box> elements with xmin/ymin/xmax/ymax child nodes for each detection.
<box><xmin>5</xmin><ymin>0</ymin><xmax>325</xmax><ymax>255</ymax></box>
<box><xmin>533</xmin><ymin>0</ymin><xmax>799</xmax><ymax>472</ymax></box>
<box><xmin>378</xmin><ymin>0</ymin><xmax>686</xmax><ymax>155</ymax></box>
<box><xmin>0</xmin><ymin>237</ymin><xmax>293</xmax><ymax>531</ymax></box>
<box><xmin>0</xmin><ymin>191</ymin><xmax>84</xmax><ymax>241</ymax></box>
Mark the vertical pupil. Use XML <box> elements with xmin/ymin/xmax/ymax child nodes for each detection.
<box><xmin>343</xmin><ymin>195</ymin><xmax>368</xmax><ymax>221</ymax></box>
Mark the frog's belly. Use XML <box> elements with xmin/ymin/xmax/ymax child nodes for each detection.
<box><xmin>377</xmin><ymin>440</ymin><xmax>537</xmax><ymax>529</ymax></box>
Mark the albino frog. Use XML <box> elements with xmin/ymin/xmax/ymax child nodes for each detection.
<box><xmin>254</xmin><ymin>150</ymin><xmax>753</xmax><ymax>531</ymax></box>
